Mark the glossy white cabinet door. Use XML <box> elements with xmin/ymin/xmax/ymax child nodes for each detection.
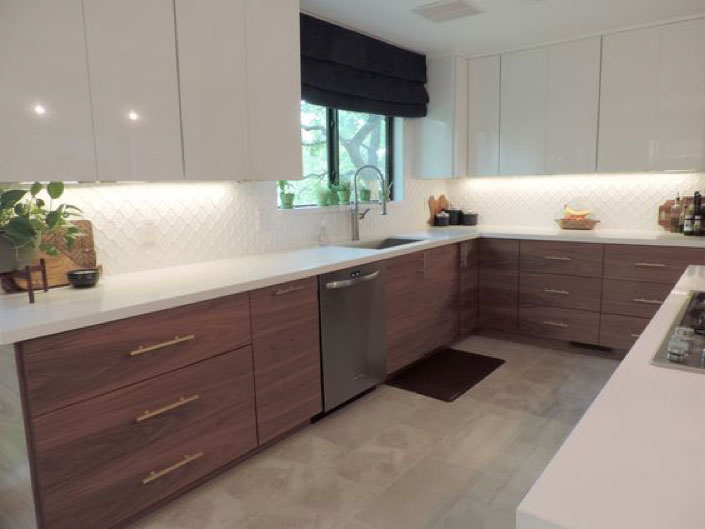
<box><xmin>598</xmin><ymin>27</ymin><xmax>661</xmax><ymax>172</ymax></box>
<box><xmin>545</xmin><ymin>38</ymin><xmax>600</xmax><ymax>174</ymax></box>
<box><xmin>467</xmin><ymin>55</ymin><xmax>500</xmax><ymax>176</ymax></box>
<box><xmin>500</xmin><ymin>48</ymin><xmax>547</xmax><ymax>175</ymax></box>
<box><xmin>656</xmin><ymin>18</ymin><xmax>705</xmax><ymax>172</ymax></box>
<box><xmin>0</xmin><ymin>0</ymin><xmax>96</xmax><ymax>182</ymax></box>
<box><xmin>414</xmin><ymin>55</ymin><xmax>468</xmax><ymax>179</ymax></box>
<box><xmin>176</xmin><ymin>0</ymin><xmax>249</xmax><ymax>180</ymax></box>
<box><xmin>245</xmin><ymin>0</ymin><xmax>302</xmax><ymax>181</ymax></box>
<box><xmin>83</xmin><ymin>0</ymin><xmax>183</xmax><ymax>181</ymax></box>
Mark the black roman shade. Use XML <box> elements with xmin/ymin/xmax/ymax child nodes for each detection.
<box><xmin>300</xmin><ymin>14</ymin><xmax>429</xmax><ymax>118</ymax></box>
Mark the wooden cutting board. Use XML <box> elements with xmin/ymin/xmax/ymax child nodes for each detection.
<box><xmin>13</xmin><ymin>220</ymin><xmax>98</xmax><ymax>290</ymax></box>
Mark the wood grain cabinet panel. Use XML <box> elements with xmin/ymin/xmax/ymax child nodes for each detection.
<box><xmin>519</xmin><ymin>306</ymin><xmax>600</xmax><ymax>344</ymax></box>
<box><xmin>601</xmin><ymin>279</ymin><xmax>672</xmax><ymax>318</ymax></box>
<box><xmin>520</xmin><ymin>272</ymin><xmax>602</xmax><ymax>312</ymax></box>
<box><xmin>603</xmin><ymin>245</ymin><xmax>705</xmax><ymax>284</ymax></box>
<box><xmin>36</xmin><ymin>349</ymin><xmax>257</xmax><ymax>529</ymax></box>
<box><xmin>21</xmin><ymin>294</ymin><xmax>251</xmax><ymax>417</ymax></box>
<box><xmin>460</xmin><ymin>240</ymin><xmax>480</xmax><ymax>336</ymax></box>
<box><xmin>424</xmin><ymin>245</ymin><xmax>461</xmax><ymax>350</ymax></box>
<box><xmin>520</xmin><ymin>240</ymin><xmax>604</xmax><ymax>277</ymax></box>
<box><xmin>250</xmin><ymin>278</ymin><xmax>322</xmax><ymax>444</ymax></box>
<box><xmin>600</xmin><ymin>314</ymin><xmax>649</xmax><ymax>350</ymax></box>
<box><xmin>479</xmin><ymin>239</ymin><xmax>519</xmax><ymax>332</ymax></box>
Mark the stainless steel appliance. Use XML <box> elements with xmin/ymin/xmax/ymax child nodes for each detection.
<box><xmin>653</xmin><ymin>290</ymin><xmax>705</xmax><ymax>374</ymax></box>
<box><xmin>319</xmin><ymin>263</ymin><xmax>386</xmax><ymax>411</ymax></box>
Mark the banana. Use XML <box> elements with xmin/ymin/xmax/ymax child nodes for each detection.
<box><xmin>564</xmin><ymin>205</ymin><xmax>590</xmax><ymax>218</ymax></box>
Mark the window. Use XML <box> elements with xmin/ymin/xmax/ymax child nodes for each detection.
<box><xmin>286</xmin><ymin>102</ymin><xmax>394</xmax><ymax>207</ymax></box>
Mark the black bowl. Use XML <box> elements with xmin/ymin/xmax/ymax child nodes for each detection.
<box><xmin>67</xmin><ymin>268</ymin><xmax>101</xmax><ymax>289</ymax></box>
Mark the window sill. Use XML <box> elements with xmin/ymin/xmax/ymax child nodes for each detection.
<box><xmin>276</xmin><ymin>201</ymin><xmax>399</xmax><ymax>214</ymax></box>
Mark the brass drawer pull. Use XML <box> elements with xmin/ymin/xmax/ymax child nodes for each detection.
<box><xmin>544</xmin><ymin>289</ymin><xmax>570</xmax><ymax>296</ymax></box>
<box><xmin>141</xmin><ymin>452</ymin><xmax>204</xmax><ymax>485</ymax></box>
<box><xmin>634</xmin><ymin>262</ymin><xmax>666</xmax><ymax>268</ymax></box>
<box><xmin>542</xmin><ymin>320</ymin><xmax>569</xmax><ymax>328</ymax></box>
<box><xmin>630</xmin><ymin>333</ymin><xmax>641</xmax><ymax>338</ymax></box>
<box><xmin>632</xmin><ymin>298</ymin><xmax>662</xmax><ymax>306</ymax></box>
<box><xmin>544</xmin><ymin>255</ymin><xmax>571</xmax><ymax>261</ymax></box>
<box><xmin>135</xmin><ymin>395</ymin><xmax>200</xmax><ymax>423</ymax></box>
<box><xmin>274</xmin><ymin>285</ymin><xmax>304</xmax><ymax>296</ymax></box>
<box><xmin>130</xmin><ymin>335</ymin><xmax>196</xmax><ymax>357</ymax></box>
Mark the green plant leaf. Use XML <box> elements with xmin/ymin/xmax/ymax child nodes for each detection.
<box><xmin>30</xmin><ymin>182</ymin><xmax>43</xmax><ymax>197</ymax></box>
<box><xmin>47</xmin><ymin>182</ymin><xmax>65</xmax><ymax>199</ymax></box>
<box><xmin>0</xmin><ymin>189</ymin><xmax>27</xmax><ymax>210</ymax></box>
<box><xmin>45</xmin><ymin>207</ymin><xmax>64</xmax><ymax>229</ymax></box>
<box><xmin>35</xmin><ymin>198</ymin><xmax>45</xmax><ymax>208</ymax></box>
<box><xmin>4</xmin><ymin>217</ymin><xmax>36</xmax><ymax>246</ymax></box>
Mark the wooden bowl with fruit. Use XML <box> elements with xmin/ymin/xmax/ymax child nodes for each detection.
<box><xmin>556</xmin><ymin>205</ymin><xmax>600</xmax><ymax>230</ymax></box>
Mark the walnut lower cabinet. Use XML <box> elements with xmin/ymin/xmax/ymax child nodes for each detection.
<box><xmin>459</xmin><ymin>240</ymin><xmax>480</xmax><ymax>336</ymax></box>
<box><xmin>479</xmin><ymin>239</ymin><xmax>520</xmax><ymax>332</ymax></box>
<box><xmin>250</xmin><ymin>277</ymin><xmax>322</xmax><ymax>444</ymax></box>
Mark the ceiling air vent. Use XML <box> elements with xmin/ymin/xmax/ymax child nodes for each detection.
<box><xmin>413</xmin><ymin>0</ymin><xmax>484</xmax><ymax>23</ymax></box>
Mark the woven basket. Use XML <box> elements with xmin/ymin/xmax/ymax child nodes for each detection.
<box><xmin>555</xmin><ymin>218</ymin><xmax>600</xmax><ymax>230</ymax></box>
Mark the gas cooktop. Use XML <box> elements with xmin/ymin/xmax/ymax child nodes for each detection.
<box><xmin>653</xmin><ymin>291</ymin><xmax>705</xmax><ymax>374</ymax></box>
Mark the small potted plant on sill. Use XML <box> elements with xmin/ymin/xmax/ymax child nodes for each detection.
<box><xmin>333</xmin><ymin>181</ymin><xmax>352</xmax><ymax>205</ymax></box>
<box><xmin>358</xmin><ymin>181</ymin><xmax>372</xmax><ymax>202</ymax></box>
<box><xmin>0</xmin><ymin>182</ymin><xmax>83</xmax><ymax>273</ymax></box>
<box><xmin>279</xmin><ymin>181</ymin><xmax>296</xmax><ymax>209</ymax></box>
<box><xmin>315</xmin><ymin>183</ymin><xmax>336</xmax><ymax>207</ymax></box>
<box><xmin>383</xmin><ymin>181</ymin><xmax>394</xmax><ymax>202</ymax></box>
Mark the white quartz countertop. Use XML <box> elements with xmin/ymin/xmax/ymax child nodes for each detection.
<box><xmin>3</xmin><ymin>224</ymin><xmax>705</xmax><ymax>345</ymax></box>
<box><xmin>517</xmin><ymin>265</ymin><xmax>705</xmax><ymax>529</ymax></box>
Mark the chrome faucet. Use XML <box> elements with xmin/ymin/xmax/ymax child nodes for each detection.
<box><xmin>351</xmin><ymin>165</ymin><xmax>388</xmax><ymax>241</ymax></box>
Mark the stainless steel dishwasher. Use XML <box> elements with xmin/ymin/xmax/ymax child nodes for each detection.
<box><xmin>319</xmin><ymin>263</ymin><xmax>386</xmax><ymax>412</ymax></box>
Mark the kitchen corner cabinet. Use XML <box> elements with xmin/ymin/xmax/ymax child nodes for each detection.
<box><xmin>83</xmin><ymin>0</ymin><xmax>183</xmax><ymax>181</ymax></box>
<box><xmin>0</xmin><ymin>0</ymin><xmax>97</xmax><ymax>182</ymax></box>
<box><xmin>413</xmin><ymin>55</ymin><xmax>468</xmax><ymax>179</ymax></box>
<box><xmin>459</xmin><ymin>240</ymin><xmax>480</xmax><ymax>335</ymax></box>
<box><xmin>385</xmin><ymin>245</ymin><xmax>460</xmax><ymax>374</ymax></box>
<box><xmin>250</xmin><ymin>278</ymin><xmax>322</xmax><ymax>445</ymax></box>
<box><xmin>175</xmin><ymin>0</ymin><xmax>250</xmax><ymax>181</ymax></box>
<box><xmin>499</xmin><ymin>38</ymin><xmax>600</xmax><ymax>175</ymax></box>
<box><xmin>479</xmin><ymin>239</ymin><xmax>519</xmax><ymax>331</ymax></box>
<box><xmin>467</xmin><ymin>55</ymin><xmax>501</xmax><ymax>176</ymax></box>
<box><xmin>599</xmin><ymin>19</ymin><xmax>705</xmax><ymax>172</ymax></box>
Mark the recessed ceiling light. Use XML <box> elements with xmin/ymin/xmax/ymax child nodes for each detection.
<box><xmin>33</xmin><ymin>104</ymin><xmax>46</xmax><ymax>116</ymax></box>
<box><xmin>413</xmin><ymin>0</ymin><xmax>484</xmax><ymax>23</ymax></box>
<box><xmin>127</xmin><ymin>110</ymin><xmax>140</xmax><ymax>121</ymax></box>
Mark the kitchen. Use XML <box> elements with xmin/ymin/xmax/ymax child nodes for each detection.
<box><xmin>1</xmin><ymin>1</ymin><xmax>705</xmax><ymax>528</ymax></box>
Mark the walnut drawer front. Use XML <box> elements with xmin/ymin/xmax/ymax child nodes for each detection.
<box><xmin>520</xmin><ymin>272</ymin><xmax>602</xmax><ymax>311</ymax></box>
<box><xmin>601</xmin><ymin>280</ymin><xmax>672</xmax><ymax>318</ymax></box>
<box><xmin>599</xmin><ymin>314</ymin><xmax>650</xmax><ymax>350</ymax></box>
<box><xmin>35</xmin><ymin>348</ymin><xmax>257</xmax><ymax>529</ymax></box>
<box><xmin>520</xmin><ymin>240</ymin><xmax>604</xmax><ymax>278</ymax></box>
<box><xmin>21</xmin><ymin>294</ymin><xmax>251</xmax><ymax>417</ymax></box>
<box><xmin>250</xmin><ymin>278</ymin><xmax>322</xmax><ymax>445</ymax></box>
<box><xmin>603</xmin><ymin>245</ymin><xmax>705</xmax><ymax>284</ymax></box>
<box><xmin>519</xmin><ymin>306</ymin><xmax>600</xmax><ymax>344</ymax></box>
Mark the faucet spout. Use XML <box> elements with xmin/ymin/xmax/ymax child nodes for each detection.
<box><xmin>351</xmin><ymin>165</ymin><xmax>389</xmax><ymax>241</ymax></box>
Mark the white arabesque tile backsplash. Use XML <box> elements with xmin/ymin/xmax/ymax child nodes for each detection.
<box><xmin>61</xmin><ymin>171</ymin><xmax>705</xmax><ymax>276</ymax></box>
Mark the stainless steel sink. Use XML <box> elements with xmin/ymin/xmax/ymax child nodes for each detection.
<box><xmin>338</xmin><ymin>237</ymin><xmax>426</xmax><ymax>250</ymax></box>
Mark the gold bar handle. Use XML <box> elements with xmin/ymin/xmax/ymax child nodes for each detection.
<box><xmin>544</xmin><ymin>256</ymin><xmax>571</xmax><ymax>261</ymax></box>
<box><xmin>542</xmin><ymin>320</ymin><xmax>569</xmax><ymax>328</ymax></box>
<box><xmin>141</xmin><ymin>452</ymin><xmax>204</xmax><ymax>485</ymax></box>
<box><xmin>274</xmin><ymin>285</ymin><xmax>304</xmax><ymax>296</ymax></box>
<box><xmin>544</xmin><ymin>289</ymin><xmax>570</xmax><ymax>296</ymax></box>
<box><xmin>634</xmin><ymin>262</ymin><xmax>666</xmax><ymax>268</ymax></box>
<box><xmin>632</xmin><ymin>298</ymin><xmax>662</xmax><ymax>306</ymax></box>
<box><xmin>135</xmin><ymin>395</ymin><xmax>200</xmax><ymax>423</ymax></box>
<box><xmin>130</xmin><ymin>335</ymin><xmax>196</xmax><ymax>357</ymax></box>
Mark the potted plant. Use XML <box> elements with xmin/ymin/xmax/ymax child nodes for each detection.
<box><xmin>315</xmin><ymin>183</ymin><xmax>335</xmax><ymax>207</ymax></box>
<box><xmin>383</xmin><ymin>181</ymin><xmax>394</xmax><ymax>202</ymax></box>
<box><xmin>279</xmin><ymin>181</ymin><xmax>296</xmax><ymax>209</ymax></box>
<box><xmin>0</xmin><ymin>182</ymin><xmax>83</xmax><ymax>271</ymax></box>
<box><xmin>358</xmin><ymin>181</ymin><xmax>372</xmax><ymax>202</ymax></box>
<box><xmin>334</xmin><ymin>181</ymin><xmax>352</xmax><ymax>205</ymax></box>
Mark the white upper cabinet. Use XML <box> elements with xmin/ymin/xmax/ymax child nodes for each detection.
<box><xmin>0</xmin><ymin>0</ymin><xmax>96</xmax><ymax>182</ymax></box>
<box><xmin>467</xmin><ymin>55</ymin><xmax>500</xmax><ymax>176</ymax></box>
<box><xmin>244</xmin><ymin>0</ymin><xmax>303</xmax><ymax>181</ymax></box>
<box><xmin>545</xmin><ymin>38</ymin><xmax>601</xmax><ymax>174</ymax></box>
<box><xmin>175</xmin><ymin>0</ymin><xmax>250</xmax><ymax>180</ymax></box>
<box><xmin>655</xmin><ymin>18</ymin><xmax>705</xmax><ymax>171</ymax></box>
<box><xmin>83</xmin><ymin>0</ymin><xmax>183</xmax><ymax>181</ymax></box>
<box><xmin>500</xmin><ymin>48</ymin><xmax>547</xmax><ymax>176</ymax></box>
<box><xmin>414</xmin><ymin>55</ymin><xmax>468</xmax><ymax>179</ymax></box>
<box><xmin>598</xmin><ymin>27</ymin><xmax>661</xmax><ymax>172</ymax></box>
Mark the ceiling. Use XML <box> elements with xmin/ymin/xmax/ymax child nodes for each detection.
<box><xmin>300</xmin><ymin>0</ymin><xmax>705</xmax><ymax>56</ymax></box>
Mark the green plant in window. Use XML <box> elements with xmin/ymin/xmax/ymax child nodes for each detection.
<box><xmin>332</xmin><ymin>181</ymin><xmax>352</xmax><ymax>205</ymax></box>
<box><xmin>279</xmin><ymin>180</ymin><xmax>296</xmax><ymax>209</ymax></box>
<box><xmin>358</xmin><ymin>181</ymin><xmax>372</xmax><ymax>202</ymax></box>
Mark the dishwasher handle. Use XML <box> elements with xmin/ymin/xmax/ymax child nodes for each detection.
<box><xmin>325</xmin><ymin>270</ymin><xmax>381</xmax><ymax>290</ymax></box>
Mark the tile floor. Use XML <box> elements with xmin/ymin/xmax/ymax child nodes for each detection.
<box><xmin>133</xmin><ymin>335</ymin><xmax>619</xmax><ymax>529</ymax></box>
